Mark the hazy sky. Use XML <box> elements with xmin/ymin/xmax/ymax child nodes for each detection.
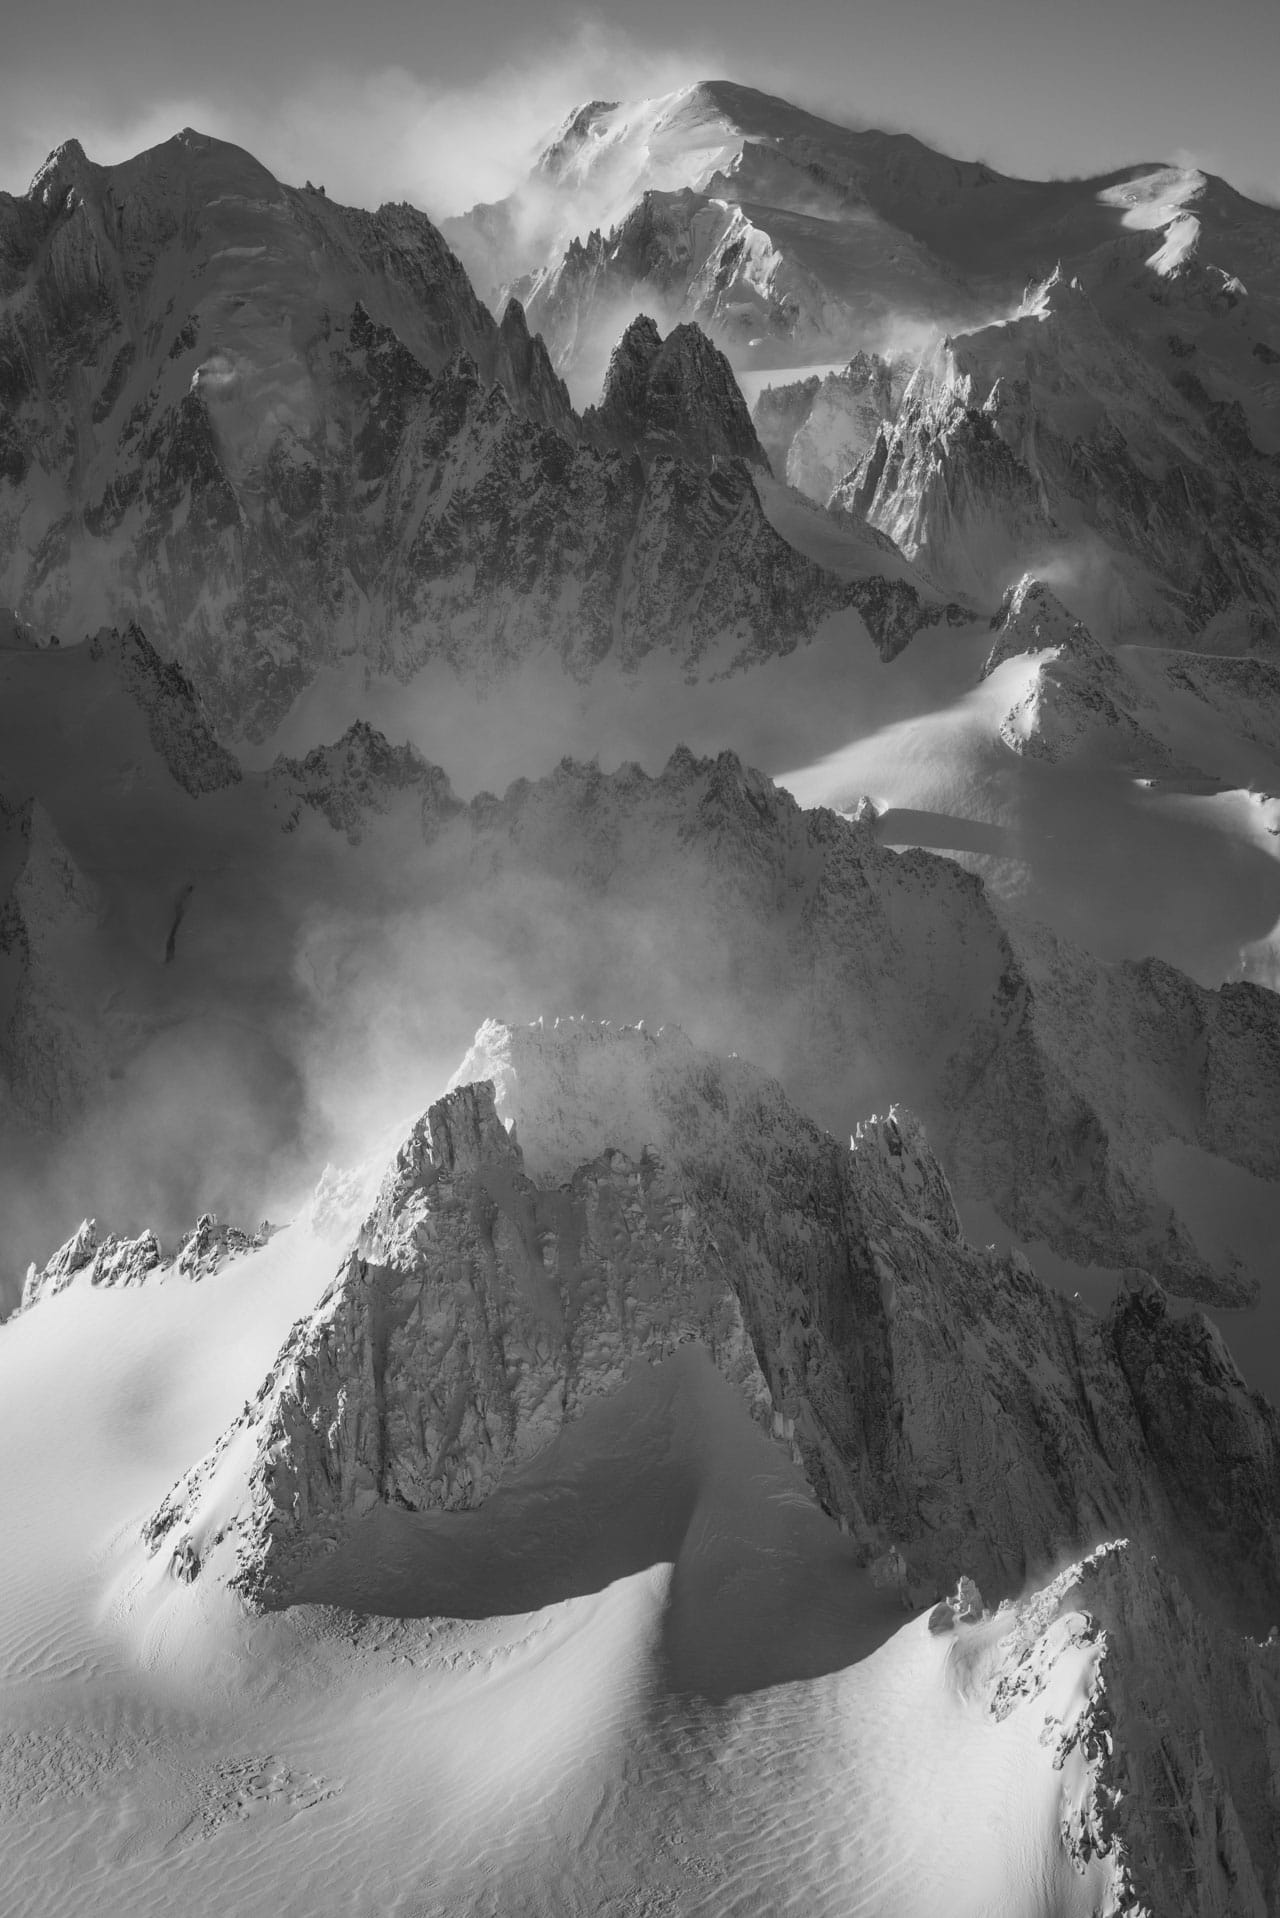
<box><xmin>1</xmin><ymin>0</ymin><xmax>1277</xmax><ymax>215</ymax></box>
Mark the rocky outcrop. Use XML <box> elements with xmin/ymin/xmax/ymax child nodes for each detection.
<box><xmin>984</xmin><ymin>573</ymin><xmax>1111</xmax><ymax>677</ymax></box>
<box><xmin>831</xmin><ymin>338</ymin><xmax>1058</xmax><ymax>604</ymax></box>
<box><xmin>982</xmin><ymin>574</ymin><xmax>1187</xmax><ymax>770</ymax></box>
<box><xmin>752</xmin><ymin>375</ymin><xmax>821</xmax><ymax>475</ymax></box>
<box><xmin>0</xmin><ymin>132</ymin><xmax>936</xmax><ymax>737</ymax></box>
<box><xmin>4</xmin><ymin>728</ymin><xmax>1277</xmax><ymax>1297</ymax></box>
<box><xmin>21</xmin><ymin>1209</ymin><xmax>268</xmax><ymax>1307</ymax></box>
<box><xmin>143</xmin><ymin>1063</ymin><xmax>774</xmax><ymax>1602</ymax></box>
<box><xmin>441</xmin><ymin>753</ymin><xmax>1280</xmax><ymax>1300</ymax></box>
<box><xmin>840</xmin><ymin>274</ymin><xmax>1280</xmax><ymax>645</ymax></box>
<box><xmin>764</xmin><ymin>351</ymin><xmax>908</xmax><ymax>503</ymax></box>
<box><xmin>143</xmin><ymin>1020</ymin><xmax>1280</xmax><ymax>1649</ymax></box>
<box><xmin>270</xmin><ymin>721</ymin><xmax>462</xmax><ymax>843</ymax></box>
<box><xmin>1036</xmin><ymin>1544</ymin><xmax>1280</xmax><ymax>1915</ymax></box>
<box><xmin>582</xmin><ymin>315</ymin><xmax>768</xmax><ymax>469</ymax></box>
<box><xmin>21</xmin><ymin>1218</ymin><xmax>162</xmax><ymax>1307</ymax></box>
<box><xmin>455</xmin><ymin>85</ymin><xmax>1280</xmax><ymax>649</ymax></box>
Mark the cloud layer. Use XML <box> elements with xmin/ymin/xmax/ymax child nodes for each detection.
<box><xmin>0</xmin><ymin>24</ymin><xmax>719</xmax><ymax>217</ymax></box>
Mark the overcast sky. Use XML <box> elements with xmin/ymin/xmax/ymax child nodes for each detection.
<box><xmin>2</xmin><ymin>0</ymin><xmax>1277</xmax><ymax>215</ymax></box>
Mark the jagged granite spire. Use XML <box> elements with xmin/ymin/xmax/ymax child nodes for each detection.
<box><xmin>583</xmin><ymin>315</ymin><xmax>769</xmax><ymax>471</ymax></box>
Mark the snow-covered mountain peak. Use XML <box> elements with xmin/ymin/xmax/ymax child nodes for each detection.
<box><xmin>983</xmin><ymin>574</ymin><xmax>1106</xmax><ymax>674</ymax></box>
<box><xmin>19</xmin><ymin>1209</ymin><xmax>270</xmax><ymax>1309</ymax></box>
<box><xmin>1097</xmin><ymin>162</ymin><xmax>1209</xmax><ymax>232</ymax></box>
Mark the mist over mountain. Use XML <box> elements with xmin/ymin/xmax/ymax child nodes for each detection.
<box><xmin>2</xmin><ymin>74</ymin><xmax>1280</xmax><ymax>1918</ymax></box>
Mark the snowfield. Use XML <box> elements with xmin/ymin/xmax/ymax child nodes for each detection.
<box><xmin>0</xmin><ymin>1169</ymin><xmax>1123</xmax><ymax>1918</ymax></box>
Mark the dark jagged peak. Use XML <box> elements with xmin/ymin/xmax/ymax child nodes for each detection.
<box><xmin>494</xmin><ymin>298</ymin><xmax>578</xmax><ymax>437</ymax></box>
<box><xmin>583</xmin><ymin>314</ymin><xmax>768</xmax><ymax>472</ymax></box>
<box><xmin>271</xmin><ymin>721</ymin><xmax>462</xmax><ymax>844</ymax></box>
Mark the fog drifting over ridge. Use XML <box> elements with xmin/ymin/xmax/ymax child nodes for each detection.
<box><xmin>3</xmin><ymin>11</ymin><xmax>1279</xmax><ymax>225</ymax></box>
<box><xmin>0</xmin><ymin>29</ymin><xmax>719</xmax><ymax>218</ymax></box>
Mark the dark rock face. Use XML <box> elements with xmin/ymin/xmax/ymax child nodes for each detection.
<box><xmin>142</xmin><ymin>1022</ymin><xmax>1280</xmax><ymax>1651</ymax></box>
<box><xmin>1108</xmin><ymin>1282</ymin><xmax>1280</xmax><ymax>1613</ymax></box>
<box><xmin>270</xmin><ymin>721</ymin><xmax>462</xmax><ymax>843</ymax></box>
<box><xmin>582</xmin><ymin>314</ymin><xmax>769</xmax><ymax>470</ymax></box>
<box><xmin>0</xmin><ymin>134</ymin><xmax>936</xmax><ymax>739</ymax></box>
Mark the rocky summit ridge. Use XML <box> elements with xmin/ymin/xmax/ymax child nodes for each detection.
<box><xmin>121</xmin><ymin>1017</ymin><xmax>1280</xmax><ymax>1908</ymax></box>
<box><xmin>450</xmin><ymin>84</ymin><xmax>1280</xmax><ymax>650</ymax></box>
<box><xmin>4</xmin><ymin>731</ymin><xmax>1277</xmax><ymax>1297</ymax></box>
<box><xmin>0</xmin><ymin>130</ymin><xmax>945</xmax><ymax>738</ymax></box>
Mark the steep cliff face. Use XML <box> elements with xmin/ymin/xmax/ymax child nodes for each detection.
<box><xmin>839</xmin><ymin>272</ymin><xmax>1280</xmax><ymax>644</ymax></box>
<box><xmin>5</xmin><ymin>727</ymin><xmax>1277</xmax><ymax>1299</ymax></box>
<box><xmin>20</xmin><ymin>1210</ymin><xmax>272</xmax><ymax>1309</ymax></box>
<box><xmin>582</xmin><ymin>314</ymin><xmax>768</xmax><ymax>469</ymax></box>
<box><xmin>456</xmin><ymin>90</ymin><xmax>1280</xmax><ymax>646</ymax></box>
<box><xmin>781</xmin><ymin>351</ymin><xmax>907</xmax><ymax>500</ymax></box>
<box><xmin>982</xmin><ymin>574</ymin><xmax>1187</xmax><ymax>770</ymax></box>
<box><xmin>143</xmin><ymin>1065</ymin><xmax>774</xmax><ymax>1602</ymax></box>
<box><xmin>983</xmin><ymin>1542</ymin><xmax>1280</xmax><ymax>1916</ymax></box>
<box><xmin>443</xmin><ymin>753</ymin><xmax>1280</xmax><ymax>1300</ymax></box>
<box><xmin>139</xmin><ymin>1019</ymin><xmax>1280</xmax><ymax>1655</ymax></box>
<box><xmin>0</xmin><ymin>132</ymin><xmax>939</xmax><ymax>737</ymax></box>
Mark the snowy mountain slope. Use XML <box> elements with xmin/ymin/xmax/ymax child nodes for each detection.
<box><xmin>10</xmin><ymin>1188</ymin><xmax>1258</xmax><ymax>1918</ymax></box>
<box><xmin>13</xmin><ymin>1020</ymin><xmax>1277</xmax><ymax>1908</ymax></box>
<box><xmin>449</xmin><ymin>84</ymin><xmax>1280</xmax><ymax>392</ymax></box>
<box><xmin>778</xmin><ymin>556</ymin><xmax>1280</xmax><ymax>1002</ymax></box>
<box><xmin>835</xmin><ymin>268</ymin><xmax>1280</xmax><ymax>644</ymax></box>
<box><xmin>164</xmin><ymin>1014</ymin><xmax>1276</xmax><ymax>1635</ymax></box>
<box><xmin>450</xmin><ymin>83</ymin><xmax>1280</xmax><ymax>650</ymax></box>
<box><xmin>0</xmin><ymin>132</ymin><xmax>947</xmax><ymax>738</ymax></box>
<box><xmin>444</xmin><ymin>81</ymin><xmax>1131</xmax><ymax>383</ymax></box>
<box><xmin>981</xmin><ymin>574</ymin><xmax>1193</xmax><ymax>770</ymax></box>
